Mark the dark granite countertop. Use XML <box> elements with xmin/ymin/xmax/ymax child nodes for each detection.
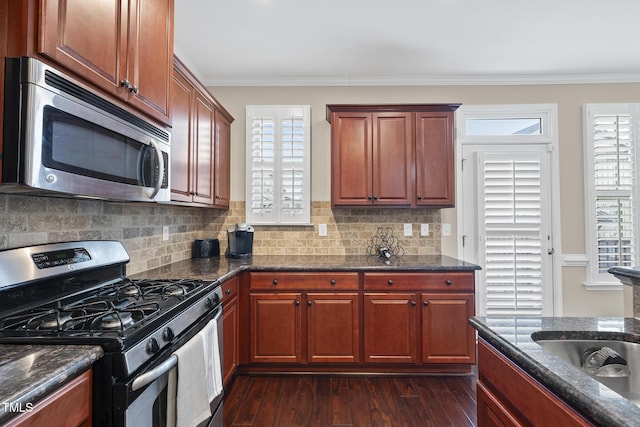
<box><xmin>0</xmin><ymin>344</ymin><xmax>103</xmax><ymax>422</ymax></box>
<box><xmin>470</xmin><ymin>316</ymin><xmax>640</xmax><ymax>427</ymax></box>
<box><xmin>132</xmin><ymin>254</ymin><xmax>480</xmax><ymax>282</ymax></box>
<box><xmin>609</xmin><ymin>266</ymin><xmax>640</xmax><ymax>287</ymax></box>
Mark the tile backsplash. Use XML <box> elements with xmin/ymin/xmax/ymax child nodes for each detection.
<box><xmin>0</xmin><ymin>195</ymin><xmax>442</xmax><ymax>275</ymax></box>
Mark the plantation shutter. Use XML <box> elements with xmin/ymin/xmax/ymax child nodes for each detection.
<box><xmin>249</xmin><ymin>116</ymin><xmax>276</xmax><ymax>219</ymax></box>
<box><xmin>591</xmin><ymin>113</ymin><xmax>634</xmax><ymax>274</ymax></box>
<box><xmin>480</xmin><ymin>152</ymin><xmax>545</xmax><ymax>316</ymax></box>
<box><xmin>246</xmin><ymin>106</ymin><xmax>311</xmax><ymax>225</ymax></box>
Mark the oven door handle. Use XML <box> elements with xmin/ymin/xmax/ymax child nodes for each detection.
<box><xmin>131</xmin><ymin>354</ymin><xmax>177</xmax><ymax>391</ymax></box>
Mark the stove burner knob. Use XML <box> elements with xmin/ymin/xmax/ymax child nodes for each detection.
<box><xmin>206</xmin><ymin>294</ymin><xmax>220</xmax><ymax>309</ymax></box>
<box><xmin>146</xmin><ymin>337</ymin><xmax>160</xmax><ymax>354</ymax></box>
<box><xmin>162</xmin><ymin>327</ymin><xmax>175</xmax><ymax>342</ymax></box>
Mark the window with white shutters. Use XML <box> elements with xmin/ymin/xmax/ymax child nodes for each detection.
<box><xmin>246</xmin><ymin>106</ymin><xmax>311</xmax><ymax>225</ymax></box>
<box><xmin>481</xmin><ymin>152</ymin><xmax>545</xmax><ymax>315</ymax></box>
<box><xmin>584</xmin><ymin>104</ymin><xmax>639</xmax><ymax>286</ymax></box>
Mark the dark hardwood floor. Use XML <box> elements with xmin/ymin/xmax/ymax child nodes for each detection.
<box><xmin>223</xmin><ymin>373</ymin><xmax>477</xmax><ymax>427</ymax></box>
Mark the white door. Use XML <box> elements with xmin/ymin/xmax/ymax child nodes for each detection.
<box><xmin>461</xmin><ymin>145</ymin><xmax>555</xmax><ymax>316</ymax></box>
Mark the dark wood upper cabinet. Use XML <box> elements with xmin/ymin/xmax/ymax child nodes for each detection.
<box><xmin>327</xmin><ymin>104</ymin><xmax>460</xmax><ymax>208</ymax></box>
<box><xmin>38</xmin><ymin>0</ymin><xmax>174</xmax><ymax>125</ymax></box>
<box><xmin>170</xmin><ymin>56</ymin><xmax>233</xmax><ymax>208</ymax></box>
<box><xmin>415</xmin><ymin>111</ymin><xmax>455</xmax><ymax>207</ymax></box>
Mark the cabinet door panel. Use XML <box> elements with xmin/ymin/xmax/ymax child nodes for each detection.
<box><xmin>214</xmin><ymin>109</ymin><xmax>231</xmax><ymax>207</ymax></box>
<box><xmin>364</xmin><ymin>293</ymin><xmax>418</xmax><ymax>363</ymax></box>
<box><xmin>477</xmin><ymin>381</ymin><xmax>523</xmax><ymax>427</ymax></box>
<box><xmin>170</xmin><ymin>68</ymin><xmax>194</xmax><ymax>202</ymax></box>
<box><xmin>39</xmin><ymin>0</ymin><xmax>126</xmax><ymax>94</ymax></box>
<box><xmin>372</xmin><ymin>112</ymin><xmax>413</xmax><ymax>206</ymax></box>
<box><xmin>126</xmin><ymin>0</ymin><xmax>173</xmax><ymax>122</ymax></box>
<box><xmin>422</xmin><ymin>293</ymin><xmax>475</xmax><ymax>363</ymax></box>
<box><xmin>192</xmin><ymin>93</ymin><xmax>215</xmax><ymax>205</ymax></box>
<box><xmin>331</xmin><ymin>112</ymin><xmax>372</xmax><ymax>205</ymax></box>
<box><xmin>415</xmin><ymin>112</ymin><xmax>455</xmax><ymax>207</ymax></box>
<box><xmin>222</xmin><ymin>298</ymin><xmax>238</xmax><ymax>386</ymax></box>
<box><xmin>250</xmin><ymin>293</ymin><xmax>302</xmax><ymax>363</ymax></box>
<box><xmin>307</xmin><ymin>293</ymin><xmax>360</xmax><ymax>363</ymax></box>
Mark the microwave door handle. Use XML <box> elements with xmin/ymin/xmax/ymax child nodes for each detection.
<box><xmin>131</xmin><ymin>354</ymin><xmax>177</xmax><ymax>391</ymax></box>
<box><xmin>148</xmin><ymin>139</ymin><xmax>164</xmax><ymax>199</ymax></box>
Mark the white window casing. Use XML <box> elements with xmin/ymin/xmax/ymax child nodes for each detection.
<box><xmin>246</xmin><ymin>105</ymin><xmax>311</xmax><ymax>225</ymax></box>
<box><xmin>457</xmin><ymin>104</ymin><xmax>561</xmax><ymax>316</ymax></box>
<box><xmin>584</xmin><ymin>104</ymin><xmax>639</xmax><ymax>289</ymax></box>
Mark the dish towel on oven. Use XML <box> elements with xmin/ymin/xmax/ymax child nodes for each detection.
<box><xmin>174</xmin><ymin>332</ymin><xmax>212</xmax><ymax>427</ymax></box>
<box><xmin>199</xmin><ymin>316</ymin><xmax>223</xmax><ymax>401</ymax></box>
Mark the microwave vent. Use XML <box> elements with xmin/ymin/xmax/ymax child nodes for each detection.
<box><xmin>44</xmin><ymin>70</ymin><xmax>169</xmax><ymax>143</ymax></box>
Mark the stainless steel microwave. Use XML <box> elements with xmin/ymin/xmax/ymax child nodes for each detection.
<box><xmin>1</xmin><ymin>57</ymin><xmax>170</xmax><ymax>202</ymax></box>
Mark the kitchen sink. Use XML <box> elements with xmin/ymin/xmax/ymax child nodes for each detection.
<box><xmin>531</xmin><ymin>334</ymin><xmax>640</xmax><ymax>405</ymax></box>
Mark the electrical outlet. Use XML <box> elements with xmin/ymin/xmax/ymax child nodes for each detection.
<box><xmin>403</xmin><ymin>223</ymin><xmax>413</xmax><ymax>237</ymax></box>
<box><xmin>162</xmin><ymin>225</ymin><xmax>169</xmax><ymax>241</ymax></box>
<box><xmin>420</xmin><ymin>224</ymin><xmax>429</xmax><ymax>236</ymax></box>
<box><xmin>442</xmin><ymin>223</ymin><xmax>451</xmax><ymax>237</ymax></box>
<box><xmin>318</xmin><ymin>223</ymin><xmax>328</xmax><ymax>237</ymax></box>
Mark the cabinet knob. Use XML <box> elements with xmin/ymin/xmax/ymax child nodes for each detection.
<box><xmin>330</xmin><ymin>279</ymin><xmax>336</xmax><ymax>285</ymax></box>
<box><xmin>295</xmin><ymin>300</ymin><xmax>300</xmax><ymax>306</ymax></box>
<box><xmin>424</xmin><ymin>300</ymin><xmax>429</xmax><ymax>307</ymax></box>
<box><xmin>120</xmin><ymin>79</ymin><xmax>131</xmax><ymax>89</ymax></box>
<box><xmin>387</xmin><ymin>279</ymin><xmax>394</xmax><ymax>286</ymax></box>
<box><xmin>445</xmin><ymin>279</ymin><xmax>453</xmax><ymax>286</ymax></box>
<box><xmin>307</xmin><ymin>300</ymin><xmax>313</xmax><ymax>306</ymax></box>
<box><xmin>411</xmin><ymin>300</ymin><xmax>417</xmax><ymax>306</ymax></box>
<box><xmin>129</xmin><ymin>85</ymin><xmax>139</xmax><ymax>94</ymax></box>
<box><xmin>368</xmin><ymin>195</ymin><xmax>373</xmax><ymax>200</ymax></box>
<box><xmin>373</xmin><ymin>195</ymin><xmax>379</xmax><ymax>200</ymax></box>
<box><xmin>273</xmin><ymin>279</ymin><xmax>278</xmax><ymax>285</ymax></box>
<box><xmin>417</xmin><ymin>195</ymin><xmax>423</xmax><ymax>200</ymax></box>
<box><xmin>225</xmin><ymin>289</ymin><xmax>231</xmax><ymax>295</ymax></box>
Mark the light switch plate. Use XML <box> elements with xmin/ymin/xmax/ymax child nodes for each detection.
<box><xmin>420</xmin><ymin>224</ymin><xmax>429</xmax><ymax>236</ymax></box>
<box><xmin>403</xmin><ymin>223</ymin><xmax>413</xmax><ymax>237</ymax></box>
<box><xmin>442</xmin><ymin>223</ymin><xmax>451</xmax><ymax>237</ymax></box>
<box><xmin>318</xmin><ymin>223</ymin><xmax>328</xmax><ymax>237</ymax></box>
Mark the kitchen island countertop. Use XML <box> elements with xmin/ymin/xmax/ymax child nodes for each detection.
<box><xmin>471</xmin><ymin>316</ymin><xmax>640</xmax><ymax>427</ymax></box>
<box><xmin>0</xmin><ymin>344</ymin><xmax>103</xmax><ymax>422</ymax></box>
<box><xmin>132</xmin><ymin>254</ymin><xmax>481</xmax><ymax>282</ymax></box>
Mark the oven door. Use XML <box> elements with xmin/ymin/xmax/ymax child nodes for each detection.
<box><xmin>119</xmin><ymin>305</ymin><xmax>223</xmax><ymax>427</ymax></box>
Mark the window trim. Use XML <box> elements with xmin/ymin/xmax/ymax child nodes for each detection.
<box><xmin>583</xmin><ymin>103</ymin><xmax>640</xmax><ymax>289</ymax></box>
<box><xmin>245</xmin><ymin>105</ymin><xmax>312</xmax><ymax>226</ymax></box>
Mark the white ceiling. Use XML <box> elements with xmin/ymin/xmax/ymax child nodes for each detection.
<box><xmin>174</xmin><ymin>0</ymin><xmax>640</xmax><ymax>86</ymax></box>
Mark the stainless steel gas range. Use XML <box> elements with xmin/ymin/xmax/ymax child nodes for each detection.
<box><xmin>0</xmin><ymin>240</ymin><xmax>224</xmax><ymax>427</ymax></box>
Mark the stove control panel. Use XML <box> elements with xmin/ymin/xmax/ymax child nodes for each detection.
<box><xmin>31</xmin><ymin>248</ymin><xmax>92</xmax><ymax>269</ymax></box>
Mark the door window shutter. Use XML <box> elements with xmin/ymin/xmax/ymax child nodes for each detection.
<box><xmin>246</xmin><ymin>106</ymin><xmax>311</xmax><ymax>225</ymax></box>
<box><xmin>481</xmin><ymin>152</ymin><xmax>544</xmax><ymax>316</ymax></box>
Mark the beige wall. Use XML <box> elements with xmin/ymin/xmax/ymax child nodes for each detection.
<box><xmin>208</xmin><ymin>83</ymin><xmax>640</xmax><ymax>317</ymax></box>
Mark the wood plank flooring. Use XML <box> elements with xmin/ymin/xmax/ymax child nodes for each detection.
<box><xmin>223</xmin><ymin>374</ymin><xmax>477</xmax><ymax>427</ymax></box>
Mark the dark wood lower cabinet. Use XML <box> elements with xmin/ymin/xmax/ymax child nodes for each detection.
<box><xmin>250</xmin><ymin>293</ymin><xmax>302</xmax><ymax>363</ymax></box>
<box><xmin>477</xmin><ymin>339</ymin><xmax>593</xmax><ymax>427</ymax></box>
<box><xmin>4</xmin><ymin>370</ymin><xmax>92</xmax><ymax>427</ymax></box>
<box><xmin>249</xmin><ymin>291</ymin><xmax>360</xmax><ymax>364</ymax></box>
<box><xmin>242</xmin><ymin>271</ymin><xmax>477</xmax><ymax>375</ymax></box>
<box><xmin>363</xmin><ymin>293</ymin><xmax>418</xmax><ymax>363</ymax></box>
<box><xmin>307</xmin><ymin>293</ymin><xmax>360</xmax><ymax>363</ymax></box>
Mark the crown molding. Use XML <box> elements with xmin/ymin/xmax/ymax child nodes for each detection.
<box><xmin>202</xmin><ymin>73</ymin><xmax>640</xmax><ymax>87</ymax></box>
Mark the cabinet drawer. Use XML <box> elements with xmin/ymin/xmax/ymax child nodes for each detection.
<box><xmin>221</xmin><ymin>277</ymin><xmax>238</xmax><ymax>303</ymax></box>
<box><xmin>250</xmin><ymin>272</ymin><xmax>359</xmax><ymax>290</ymax></box>
<box><xmin>363</xmin><ymin>272</ymin><xmax>474</xmax><ymax>291</ymax></box>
